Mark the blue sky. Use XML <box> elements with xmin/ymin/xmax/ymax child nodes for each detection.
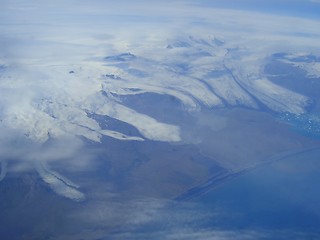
<box><xmin>191</xmin><ymin>0</ymin><xmax>320</xmax><ymax>19</ymax></box>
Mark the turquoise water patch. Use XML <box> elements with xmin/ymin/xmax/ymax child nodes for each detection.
<box><xmin>278</xmin><ymin>113</ymin><xmax>320</xmax><ymax>139</ymax></box>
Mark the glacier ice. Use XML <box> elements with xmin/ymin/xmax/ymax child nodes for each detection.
<box><xmin>0</xmin><ymin>35</ymin><xmax>316</xmax><ymax>200</ymax></box>
<box><xmin>35</xmin><ymin>162</ymin><xmax>85</xmax><ymax>202</ymax></box>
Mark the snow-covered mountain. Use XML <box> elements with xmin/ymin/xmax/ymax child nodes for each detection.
<box><xmin>0</xmin><ymin>35</ymin><xmax>318</xmax><ymax>200</ymax></box>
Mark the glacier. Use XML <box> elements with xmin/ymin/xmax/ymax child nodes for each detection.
<box><xmin>0</xmin><ymin>36</ymin><xmax>313</xmax><ymax>145</ymax></box>
<box><xmin>0</xmin><ymin>35</ymin><xmax>318</xmax><ymax>200</ymax></box>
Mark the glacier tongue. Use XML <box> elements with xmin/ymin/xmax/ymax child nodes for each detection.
<box><xmin>35</xmin><ymin>162</ymin><xmax>85</xmax><ymax>202</ymax></box>
<box><xmin>224</xmin><ymin>58</ymin><xmax>310</xmax><ymax>114</ymax></box>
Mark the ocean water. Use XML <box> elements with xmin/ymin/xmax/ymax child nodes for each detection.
<box><xmin>123</xmin><ymin>148</ymin><xmax>320</xmax><ymax>240</ymax></box>
<box><xmin>186</xmin><ymin>148</ymin><xmax>320</xmax><ymax>239</ymax></box>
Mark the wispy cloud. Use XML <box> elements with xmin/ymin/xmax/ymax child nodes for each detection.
<box><xmin>50</xmin><ymin>195</ymin><xmax>320</xmax><ymax>240</ymax></box>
